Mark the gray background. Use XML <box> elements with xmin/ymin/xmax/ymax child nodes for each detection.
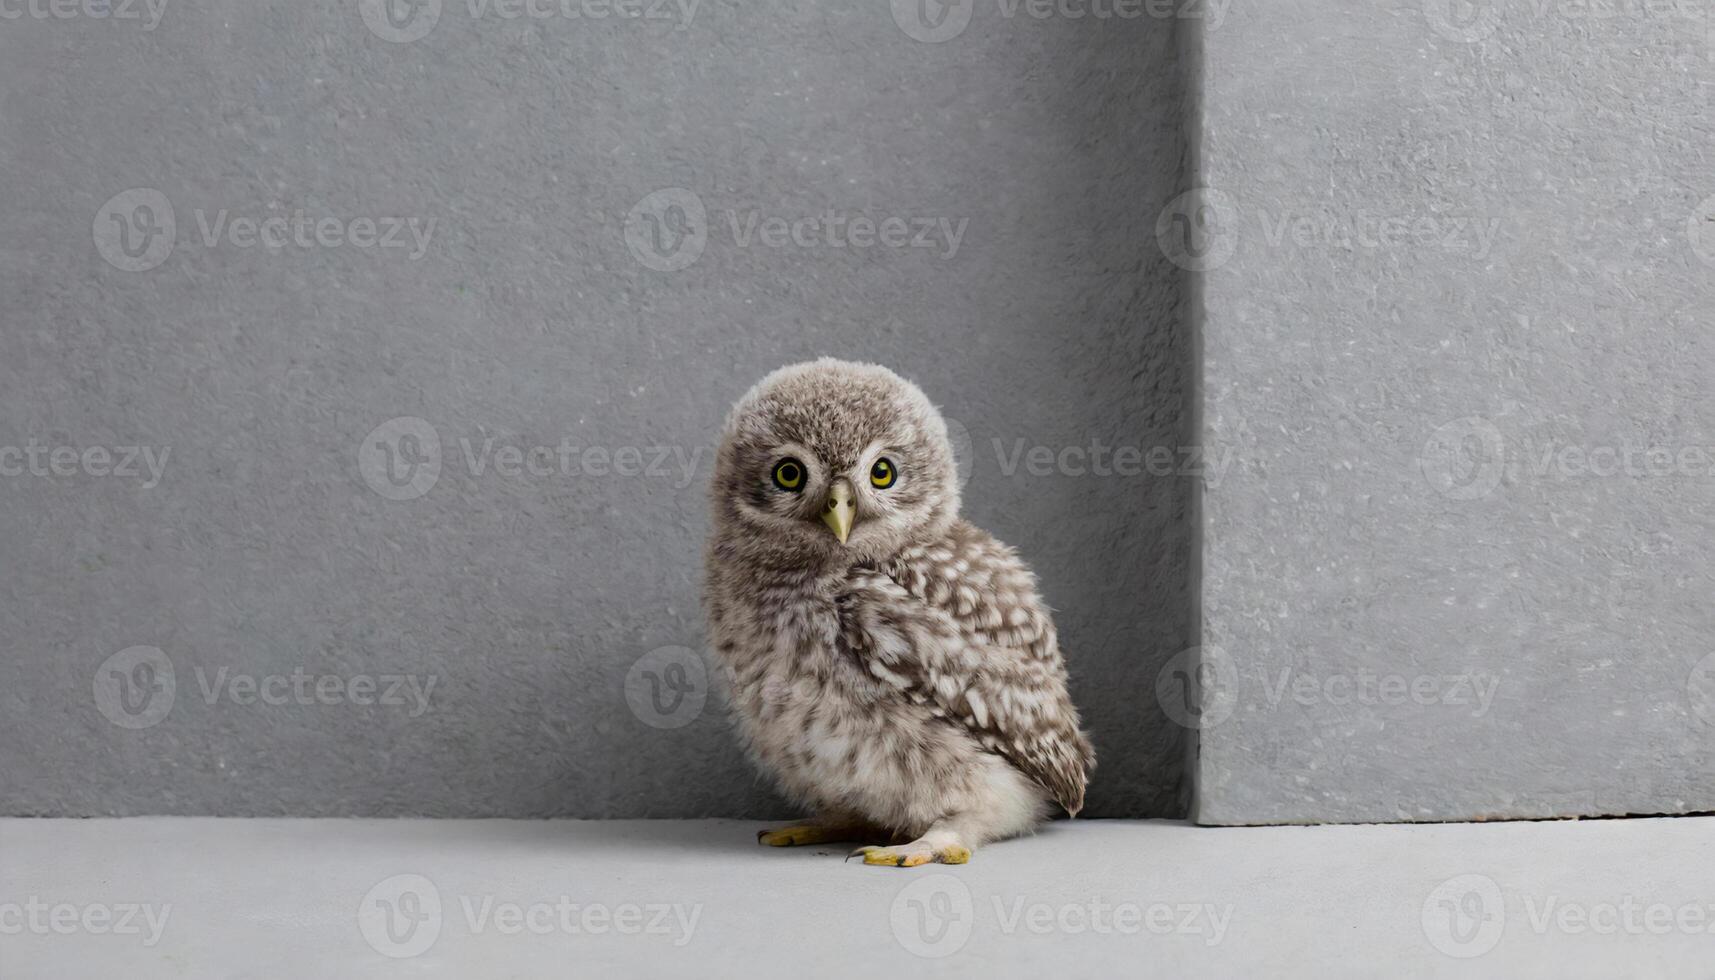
<box><xmin>1191</xmin><ymin>0</ymin><xmax>1714</xmax><ymax>823</ymax></box>
<box><xmin>0</xmin><ymin>1</ymin><xmax>1194</xmax><ymax>817</ymax></box>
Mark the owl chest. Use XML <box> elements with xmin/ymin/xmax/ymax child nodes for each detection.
<box><xmin>732</xmin><ymin>603</ymin><xmax>870</xmax><ymax>714</ymax></box>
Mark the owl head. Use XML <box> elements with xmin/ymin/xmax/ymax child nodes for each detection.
<box><xmin>710</xmin><ymin>359</ymin><xmax>961</xmax><ymax>571</ymax></box>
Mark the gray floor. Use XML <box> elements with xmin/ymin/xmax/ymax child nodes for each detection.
<box><xmin>1</xmin><ymin>817</ymin><xmax>1710</xmax><ymax>978</ymax></box>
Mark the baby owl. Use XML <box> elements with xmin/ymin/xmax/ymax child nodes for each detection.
<box><xmin>704</xmin><ymin>359</ymin><xmax>1095</xmax><ymax>867</ymax></box>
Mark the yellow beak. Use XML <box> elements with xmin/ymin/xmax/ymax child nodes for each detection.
<box><xmin>821</xmin><ymin>479</ymin><xmax>856</xmax><ymax>544</ymax></box>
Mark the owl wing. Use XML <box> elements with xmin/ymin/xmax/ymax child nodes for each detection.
<box><xmin>839</xmin><ymin>520</ymin><xmax>1096</xmax><ymax>815</ymax></box>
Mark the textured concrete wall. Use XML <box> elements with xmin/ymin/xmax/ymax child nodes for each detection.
<box><xmin>1188</xmin><ymin>0</ymin><xmax>1714</xmax><ymax>823</ymax></box>
<box><xmin>0</xmin><ymin>1</ymin><xmax>1193</xmax><ymax>816</ymax></box>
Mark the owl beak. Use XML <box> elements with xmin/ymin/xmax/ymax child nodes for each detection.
<box><xmin>821</xmin><ymin>479</ymin><xmax>856</xmax><ymax>544</ymax></box>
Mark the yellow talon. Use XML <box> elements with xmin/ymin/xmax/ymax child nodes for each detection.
<box><xmin>856</xmin><ymin>844</ymin><xmax>972</xmax><ymax>867</ymax></box>
<box><xmin>761</xmin><ymin>824</ymin><xmax>871</xmax><ymax>847</ymax></box>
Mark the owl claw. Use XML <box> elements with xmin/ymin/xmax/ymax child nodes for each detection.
<box><xmin>849</xmin><ymin>842</ymin><xmax>971</xmax><ymax>867</ymax></box>
<box><xmin>758</xmin><ymin>825</ymin><xmax>830</xmax><ymax>847</ymax></box>
<box><xmin>759</xmin><ymin>823</ymin><xmax>879</xmax><ymax>847</ymax></box>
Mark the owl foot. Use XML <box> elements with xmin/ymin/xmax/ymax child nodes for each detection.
<box><xmin>848</xmin><ymin>841</ymin><xmax>971</xmax><ymax>868</ymax></box>
<box><xmin>757</xmin><ymin>824</ymin><xmax>870</xmax><ymax>847</ymax></box>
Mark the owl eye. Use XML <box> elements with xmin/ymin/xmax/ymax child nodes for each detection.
<box><xmin>771</xmin><ymin>458</ymin><xmax>806</xmax><ymax>492</ymax></box>
<box><xmin>869</xmin><ymin>457</ymin><xmax>897</xmax><ymax>489</ymax></box>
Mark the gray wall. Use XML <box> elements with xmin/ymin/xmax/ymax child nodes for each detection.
<box><xmin>1188</xmin><ymin>0</ymin><xmax>1714</xmax><ymax>823</ymax></box>
<box><xmin>0</xmin><ymin>1</ymin><xmax>1194</xmax><ymax>817</ymax></box>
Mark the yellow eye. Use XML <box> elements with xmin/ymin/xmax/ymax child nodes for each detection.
<box><xmin>869</xmin><ymin>457</ymin><xmax>897</xmax><ymax>489</ymax></box>
<box><xmin>772</xmin><ymin>458</ymin><xmax>805</xmax><ymax>491</ymax></box>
